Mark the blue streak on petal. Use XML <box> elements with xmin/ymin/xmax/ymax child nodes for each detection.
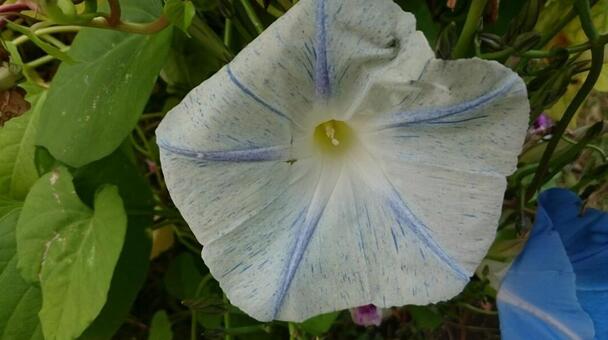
<box><xmin>314</xmin><ymin>0</ymin><xmax>331</xmax><ymax>98</ymax></box>
<box><xmin>272</xmin><ymin>167</ymin><xmax>340</xmax><ymax>318</ymax></box>
<box><xmin>426</xmin><ymin>115</ymin><xmax>489</xmax><ymax>125</ymax></box>
<box><xmin>272</xmin><ymin>207</ymin><xmax>324</xmax><ymax>318</ymax></box>
<box><xmin>226</xmin><ymin>66</ymin><xmax>297</xmax><ymax>125</ymax></box>
<box><xmin>387</xmin><ymin>188</ymin><xmax>470</xmax><ymax>281</ymax></box>
<box><xmin>381</xmin><ymin>74</ymin><xmax>519</xmax><ymax>129</ymax></box>
<box><xmin>158</xmin><ymin>141</ymin><xmax>289</xmax><ymax>162</ymax></box>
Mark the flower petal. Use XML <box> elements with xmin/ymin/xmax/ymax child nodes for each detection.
<box><xmin>156</xmin><ymin>69</ymin><xmax>301</xmax><ymax>157</ymax></box>
<box><xmin>356</xmin><ymin>58</ymin><xmax>529</xmax><ymax>177</ymax></box>
<box><xmin>269</xmin><ymin>152</ymin><xmax>479</xmax><ymax>321</ymax></box>
<box><xmin>538</xmin><ymin>189</ymin><xmax>608</xmax><ymax>338</ymax></box>
<box><xmin>317</xmin><ymin>0</ymin><xmax>434</xmax><ymax>108</ymax></box>
<box><xmin>227</xmin><ymin>0</ymin><xmax>433</xmax><ymax>119</ymax></box>
<box><xmin>496</xmin><ymin>189</ymin><xmax>596</xmax><ymax>340</ymax></box>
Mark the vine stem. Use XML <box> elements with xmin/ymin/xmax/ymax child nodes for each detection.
<box><xmin>107</xmin><ymin>0</ymin><xmax>122</xmax><ymax>26</ymax></box>
<box><xmin>526</xmin><ymin>0</ymin><xmax>605</xmax><ymax>201</ymax></box>
<box><xmin>189</xmin><ymin>16</ymin><xmax>234</xmax><ymax>62</ymax></box>
<box><xmin>0</xmin><ymin>3</ymin><xmax>31</xmax><ymax>14</ymax></box>
<box><xmin>224</xmin><ymin>0</ymin><xmax>234</xmax><ymax>47</ymax></box>
<box><xmin>87</xmin><ymin>15</ymin><xmax>169</xmax><ymax>34</ymax></box>
<box><xmin>452</xmin><ymin>0</ymin><xmax>488</xmax><ymax>59</ymax></box>
<box><xmin>479</xmin><ymin>41</ymin><xmax>593</xmax><ymax>60</ymax></box>
<box><xmin>223</xmin><ymin>294</ymin><xmax>233</xmax><ymax>340</ymax></box>
<box><xmin>240</xmin><ymin>0</ymin><xmax>264</xmax><ymax>34</ymax></box>
<box><xmin>11</xmin><ymin>25</ymin><xmax>81</xmax><ymax>45</ymax></box>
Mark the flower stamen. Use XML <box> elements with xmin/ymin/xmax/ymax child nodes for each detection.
<box><xmin>314</xmin><ymin>119</ymin><xmax>353</xmax><ymax>155</ymax></box>
<box><xmin>324</xmin><ymin>123</ymin><xmax>340</xmax><ymax>146</ymax></box>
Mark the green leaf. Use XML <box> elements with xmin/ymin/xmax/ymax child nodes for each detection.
<box><xmin>148</xmin><ymin>311</ymin><xmax>173</xmax><ymax>340</ymax></box>
<box><xmin>395</xmin><ymin>1</ymin><xmax>439</xmax><ymax>45</ymax></box>
<box><xmin>164</xmin><ymin>252</ymin><xmax>205</xmax><ymax>300</ymax></box>
<box><xmin>0</xmin><ymin>92</ymin><xmax>47</xmax><ymax>200</ymax></box>
<box><xmin>0</xmin><ymin>196</ymin><xmax>21</xmax><ymax>217</ymax></box>
<box><xmin>407</xmin><ymin>305</ymin><xmax>443</xmax><ymax>330</ymax></box>
<box><xmin>164</xmin><ymin>0</ymin><xmax>196</xmax><ymax>34</ymax></box>
<box><xmin>161</xmin><ymin>30</ymin><xmax>223</xmax><ymax>94</ymax></box>
<box><xmin>37</xmin><ymin>0</ymin><xmax>172</xmax><ymax>168</ymax></box>
<box><xmin>76</xmin><ymin>149</ymin><xmax>154</xmax><ymax>340</ymax></box>
<box><xmin>191</xmin><ymin>0</ymin><xmax>219</xmax><ymax>11</ymax></box>
<box><xmin>16</xmin><ymin>167</ymin><xmax>127</xmax><ymax>340</ymax></box>
<box><xmin>299</xmin><ymin>312</ymin><xmax>340</xmax><ymax>336</ymax></box>
<box><xmin>0</xmin><ymin>204</ymin><xmax>43</xmax><ymax>340</ymax></box>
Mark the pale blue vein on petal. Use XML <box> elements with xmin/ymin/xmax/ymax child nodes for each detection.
<box><xmin>387</xmin><ymin>187</ymin><xmax>470</xmax><ymax>281</ymax></box>
<box><xmin>426</xmin><ymin>115</ymin><xmax>489</xmax><ymax>125</ymax></box>
<box><xmin>157</xmin><ymin>141</ymin><xmax>289</xmax><ymax>162</ymax></box>
<box><xmin>381</xmin><ymin>73</ymin><xmax>520</xmax><ymax>129</ymax></box>
<box><xmin>314</xmin><ymin>0</ymin><xmax>331</xmax><ymax>98</ymax></box>
<box><xmin>226</xmin><ymin>65</ymin><xmax>296</xmax><ymax>125</ymax></box>
<box><xmin>272</xmin><ymin>189</ymin><xmax>330</xmax><ymax>318</ymax></box>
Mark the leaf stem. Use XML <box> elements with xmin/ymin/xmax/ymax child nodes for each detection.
<box><xmin>11</xmin><ymin>25</ymin><xmax>82</xmax><ymax>46</ymax></box>
<box><xmin>86</xmin><ymin>15</ymin><xmax>169</xmax><ymax>34</ymax></box>
<box><xmin>223</xmin><ymin>294</ymin><xmax>233</xmax><ymax>340</ymax></box>
<box><xmin>224</xmin><ymin>0</ymin><xmax>234</xmax><ymax>48</ymax></box>
<box><xmin>288</xmin><ymin>323</ymin><xmax>297</xmax><ymax>340</ymax></box>
<box><xmin>189</xmin><ymin>16</ymin><xmax>234</xmax><ymax>62</ymax></box>
<box><xmin>239</xmin><ymin>0</ymin><xmax>264</xmax><ymax>35</ymax></box>
<box><xmin>452</xmin><ymin>0</ymin><xmax>488</xmax><ymax>59</ymax></box>
<box><xmin>107</xmin><ymin>0</ymin><xmax>122</xmax><ymax>26</ymax></box>
<box><xmin>479</xmin><ymin>41</ymin><xmax>592</xmax><ymax>60</ymax></box>
<box><xmin>573</xmin><ymin>0</ymin><xmax>599</xmax><ymax>41</ymax></box>
<box><xmin>562</xmin><ymin>135</ymin><xmax>607</xmax><ymax>162</ymax></box>
<box><xmin>0</xmin><ymin>3</ymin><xmax>31</xmax><ymax>14</ymax></box>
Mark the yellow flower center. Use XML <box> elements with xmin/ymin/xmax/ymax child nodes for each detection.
<box><xmin>313</xmin><ymin>119</ymin><xmax>353</xmax><ymax>155</ymax></box>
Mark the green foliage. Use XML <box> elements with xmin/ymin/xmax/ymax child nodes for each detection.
<box><xmin>0</xmin><ymin>92</ymin><xmax>47</xmax><ymax>200</ymax></box>
<box><xmin>299</xmin><ymin>312</ymin><xmax>340</xmax><ymax>335</ymax></box>
<box><xmin>0</xmin><ymin>206</ymin><xmax>44</xmax><ymax>340</ymax></box>
<box><xmin>16</xmin><ymin>167</ymin><xmax>127</xmax><ymax>339</ymax></box>
<box><xmin>161</xmin><ymin>30</ymin><xmax>223</xmax><ymax>94</ymax></box>
<box><xmin>164</xmin><ymin>253</ymin><xmax>205</xmax><ymax>300</ymax></box>
<box><xmin>407</xmin><ymin>305</ymin><xmax>443</xmax><ymax>330</ymax></box>
<box><xmin>164</xmin><ymin>0</ymin><xmax>197</xmax><ymax>34</ymax></box>
<box><xmin>37</xmin><ymin>0</ymin><xmax>172</xmax><ymax>167</ymax></box>
<box><xmin>148</xmin><ymin>311</ymin><xmax>173</xmax><ymax>340</ymax></box>
<box><xmin>76</xmin><ymin>149</ymin><xmax>154</xmax><ymax>339</ymax></box>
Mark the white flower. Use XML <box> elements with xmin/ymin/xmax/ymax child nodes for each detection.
<box><xmin>156</xmin><ymin>0</ymin><xmax>529</xmax><ymax>322</ymax></box>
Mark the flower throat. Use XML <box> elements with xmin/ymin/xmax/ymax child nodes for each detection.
<box><xmin>313</xmin><ymin>120</ymin><xmax>354</xmax><ymax>155</ymax></box>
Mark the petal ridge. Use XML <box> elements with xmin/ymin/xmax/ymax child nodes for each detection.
<box><xmin>157</xmin><ymin>141</ymin><xmax>292</xmax><ymax>163</ymax></box>
<box><xmin>387</xmin><ymin>187</ymin><xmax>471</xmax><ymax>281</ymax></box>
<box><xmin>377</xmin><ymin>72</ymin><xmax>521</xmax><ymax>130</ymax></box>
<box><xmin>226</xmin><ymin>65</ymin><xmax>302</xmax><ymax>129</ymax></box>
<box><xmin>499</xmin><ymin>288</ymin><xmax>585</xmax><ymax>340</ymax></box>
<box><xmin>314</xmin><ymin>0</ymin><xmax>331</xmax><ymax>98</ymax></box>
<box><xmin>273</xmin><ymin>162</ymin><xmax>343</xmax><ymax>318</ymax></box>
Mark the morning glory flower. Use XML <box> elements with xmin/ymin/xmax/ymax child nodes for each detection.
<box><xmin>350</xmin><ymin>304</ymin><xmax>383</xmax><ymax>327</ymax></box>
<box><xmin>156</xmin><ymin>0</ymin><xmax>529</xmax><ymax>322</ymax></box>
<box><xmin>497</xmin><ymin>188</ymin><xmax>608</xmax><ymax>340</ymax></box>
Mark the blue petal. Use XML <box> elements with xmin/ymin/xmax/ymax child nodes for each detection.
<box><xmin>497</xmin><ymin>188</ymin><xmax>596</xmax><ymax>340</ymax></box>
<box><xmin>539</xmin><ymin>189</ymin><xmax>608</xmax><ymax>339</ymax></box>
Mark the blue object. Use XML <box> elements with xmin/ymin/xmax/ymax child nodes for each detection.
<box><xmin>497</xmin><ymin>188</ymin><xmax>608</xmax><ymax>340</ymax></box>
